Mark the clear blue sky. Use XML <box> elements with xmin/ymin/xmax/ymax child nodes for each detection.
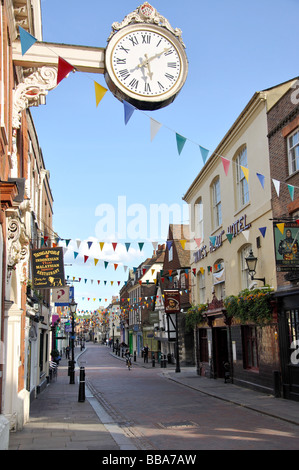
<box><xmin>31</xmin><ymin>0</ymin><xmax>299</xmax><ymax>312</ymax></box>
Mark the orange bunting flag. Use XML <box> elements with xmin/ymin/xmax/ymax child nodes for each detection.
<box><xmin>94</xmin><ymin>81</ymin><xmax>107</xmax><ymax>106</ymax></box>
<box><xmin>57</xmin><ymin>57</ymin><xmax>75</xmax><ymax>85</ymax></box>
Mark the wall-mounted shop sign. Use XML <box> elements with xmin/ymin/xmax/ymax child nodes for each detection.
<box><xmin>227</xmin><ymin>214</ymin><xmax>251</xmax><ymax>238</ymax></box>
<box><xmin>31</xmin><ymin>247</ymin><xmax>65</xmax><ymax>288</ymax></box>
<box><xmin>274</xmin><ymin>222</ymin><xmax>299</xmax><ymax>272</ymax></box>
<box><xmin>194</xmin><ymin>214</ymin><xmax>251</xmax><ymax>262</ymax></box>
<box><xmin>194</xmin><ymin>244</ymin><xmax>208</xmax><ymax>263</ymax></box>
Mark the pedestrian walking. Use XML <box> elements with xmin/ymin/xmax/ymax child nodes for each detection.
<box><xmin>65</xmin><ymin>346</ymin><xmax>70</xmax><ymax>359</ymax></box>
<box><xmin>143</xmin><ymin>345</ymin><xmax>149</xmax><ymax>363</ymax></box>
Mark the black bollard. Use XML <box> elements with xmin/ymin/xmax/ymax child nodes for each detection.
<box><xmin>152</xmin><ymin>353</ymin><xmax>155</xmax><ymax>367</ymax></box>
<box><xmin>78</xmin><ymin>366</ymin><xmax>85</xmax><ymax>402</ymax></box>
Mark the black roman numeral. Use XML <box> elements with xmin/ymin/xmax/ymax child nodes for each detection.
<box><xmin>129</xmin><ymin>78</ymin><xmax>139</xmax><ymax>90</ymax></box>
<box><xmin>116</xmin><ymin>58</ymin><xmax>126</xmax><ymax>64</ymax></box>
<box><xmin>142</xmin><ymin>34</ymin><xmax>151</xmax><ymax>44</ymax></box>
<box><xmin>119</xmin><ymin>45</ymin><xmax>130</xmax><ymax>54</ymax></box>
<box><xmin>119</xmin><ymin>69</ymin><xmax>130</xmax><ymax>80</ymax></box>
<box><xmin>128</xmin><ymin>36</ymin><xmax>139</xmax><ymax>46</ymax></box>
<box><xmin>165</xmin><ymin>73</ymin><xmax>174</xmax><ymax>81</ymax></box>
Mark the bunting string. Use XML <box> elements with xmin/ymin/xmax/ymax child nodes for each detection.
<box><xmin>19</xmin><ymin>26</ymin><xmax>299</xmax><ymax>203</ymax></box>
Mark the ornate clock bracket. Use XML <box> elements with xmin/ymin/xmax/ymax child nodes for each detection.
<box><xmin>108</xmin><ymin>2</ymin><xmax>186</xmax><ymax>48</ymax></box>
<box><xmin>13</xmin><ymin>65</ymin><xmax>58</xmax><ymax>129</ymax></box>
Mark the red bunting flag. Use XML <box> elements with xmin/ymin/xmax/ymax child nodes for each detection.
<box><xmin>221</xmin><ymin>156</ymin><xmax>230</xmax><ymax>176</ymax></box>
<box><xmin>57</xmin><ymin>57</ymin><xmax>75</xmax><ymax>85</ymax></box>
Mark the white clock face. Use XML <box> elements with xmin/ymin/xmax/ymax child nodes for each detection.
<box><xmin>106</xmin><ymin>26</ymin><xmax>186</xmax><ymax>102</ymax></box>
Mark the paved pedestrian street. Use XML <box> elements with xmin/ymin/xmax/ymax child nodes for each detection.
<box><xmin>9</xmin><ymin>343</ymin><xmax>299</xmax><ymax>452</ymax></box>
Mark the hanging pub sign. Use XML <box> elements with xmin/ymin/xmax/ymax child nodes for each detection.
<box><xmin>274</xmin><ymin>222</ymin><xmax>299</xmax><ymax>272</ymax></box>
<box><xmin>164</xmin><ymin>290</ymin><xmax>180</xmax><ymax>313</ymax></box>
<box><xmin>31</xmin><ymin>247</ymin><xmax>65</xmax><ymax>288</ymax></box>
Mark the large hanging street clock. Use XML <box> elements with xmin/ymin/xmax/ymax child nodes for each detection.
<box><xmin>104</xmin><ymin>2</ymin><xmax>188</xmax><ymax>111</ymax></box>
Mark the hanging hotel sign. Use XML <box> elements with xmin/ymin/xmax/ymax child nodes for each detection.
<box><xmin>164</xmin><ymin>290</ymin><xmax>180</xmax><ymax>313</ymax></box>
<box><xmin>274</xmin><ymin>222</ymin><xmax>299</xmax><ymax>272</ymax></box>
<box><xmin>31</xmin><ymin>247</ymin><xmax>65</xmax><ymax>288</ymax></box>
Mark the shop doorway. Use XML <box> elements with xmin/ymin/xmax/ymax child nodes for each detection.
<box><xmin>213</xmin><ymin>327</ymin><xmax>229</xmax><ymax>378</ymax></box>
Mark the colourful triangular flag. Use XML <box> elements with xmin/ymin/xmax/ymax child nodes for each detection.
<box><xmin>288</xmin><ymin>184</ymin><xmax>294</xmax><ymax>201</ymax></box>
<box><xmin>125</xmin><ymin>243</ymin><xmax>130</xmax><ymax>252</ymax></box>
<box><xmin>180</xmin><ymin>240</ymin><xmax>186</xmax><ymax>250</ymax></box>
<box><xmin>150</xmin><ymin>118</ymin><xmax>162</xmax><ymax>141</ymax></box>
<box><xmin>256</xmin><ymin>173</ymin><xmax>265</xmax><ymax>189</ymax></box>
<box><xmin>221</xmin><ymin>157</ymin><xmax>230</xmax><ymax>176</ymax></box>
<box><xmin>94</xmin><ymin>81</ymin><xmax>107</xmax><ymax>106</ymax></box>
<box><xmin>123</xmin><ymin>101</ymin><xmax>135</xmax><ymax>125</ymax></box>
<box><xmin>241</xmin><ymin>166</ymin><xmax>249</xmax><ymax>182</ymax></box>
<box><xmin>138</xmin><ymin>242</ymin><xmax>144</xmax><ymax>251</ymax></box>
<box><xmin>57</xmin><ymin>57</ymin><xmax>75</xmax><ymax>85</ymax></box>
<box><xmin>19</xmin><ymin>26</ymin><xmax>37</xmax><ymax>55</ymax></box>
<box><xmin>209</xmin><ymin>236</ymin><xmax>216</xmax><ymax>246</ymax></box>
<box><xmin>199</xmin><ymin>146</ymin><xmax>209</xmax><ymax>163</ymax></box>
<box><xmin>176</xmin><ymin>133</ymin><xmax>187</xmax><ymax>155</ymax></box>
<box><xmin>226</xmin><ymin>233</ymin><xmax>233</xmax><ymax>244</ymax></box>
<box><xmin>259</xmin><ymin>227</ymin><xmax>267</xmax><ymax>238</ymax></box>
<box><xmin>166</xmin><ymin>240</ymin><xmax>173</xmax><ymax>250</ymax></box>
<box><xmin>272</xmin><ymin>179</ymin><xmax>280</xmax><ymax>197</ymax></box>
<box><xmin>276</xmin><ymin>223</ymin><xmax>285</xmax><ymax>235</ymax></box>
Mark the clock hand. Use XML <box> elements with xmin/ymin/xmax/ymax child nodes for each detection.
<box><xmin>144</xmin><ymin>54</ymin><xmax>153</xmax><ymax>80</ymax></box>
<box><xmin>138</xmin><ymin>47</ymin><xmax>172</xmax><ymax>69</ymax></box>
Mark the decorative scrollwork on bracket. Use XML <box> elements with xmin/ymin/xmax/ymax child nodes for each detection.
<box><xmin>13</xmin><ymin>65</ymin><xmax>58</xmax><ymax>128</ymax></box>
<box><xmin>108</xmin><ymin>2</ymin><xmax>186</xmax><ymax>47</ymax></box>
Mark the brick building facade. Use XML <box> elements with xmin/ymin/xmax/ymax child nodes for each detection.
<box><xmin>267</xmin><ymin>77</ymin><xmax>299</xmax><ymax>401</ymax></box>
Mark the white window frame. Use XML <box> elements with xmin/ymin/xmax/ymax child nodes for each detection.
<box><xmin>236</xmin><ymin>147</ymin><xmax>249</xmax><ymax>208</ymax></box>
<box><xmin>198</xmin><ymin>272</ymin><xmax>206</xmax><ymax>304</ymax></box>
<box><xmin>212</xmin><ymin>178</ymin><xmax>222</xmax><ymax>228</ymax></box>
<box><xmin>195</xmin><ymin>198</ymin><xmax>204</xmax><ymax>241</ymax></box>
<box><xmin>288</xmin><ymin>128</ymin><xmax>299</xmax><ymax>175</ymax></box>
<box><xmin>168</xmin><ymin>245</ymin><xmax>173</xmax><ymax>262</ymax></box>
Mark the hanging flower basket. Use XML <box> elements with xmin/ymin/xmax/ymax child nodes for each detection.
<box><xmin>185</xmin><ymin>303</ymin><xmax>208</xmax><ymax>331</ymax></box>
<box><xmin>224</xmin><ymin>287</ymin><xmax>273</xmax><ymax>325</ymax></box>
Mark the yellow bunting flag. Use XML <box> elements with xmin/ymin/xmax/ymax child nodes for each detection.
<box><xmin>180</xmin><ymin>240</ymin><xmax>186</xmax><ymax>249</ymax></box>
<box><xmin>276</xmin><ymin>223</ymin><xmax>285</xmax><ymax>234</ymax></box>
<box><xmin>94</xmin><ymin>81</ymin><xmax>107</xmax><ymax>107</ymax></box>
<box><xmin>241</xmin><ymin>166</ymin><xmax>249</xmax><ymax>182</ymax></box>
<box><xmin>99</xmin><ymin>242</ymin><xmax>105</xmax><ymax>251</ymax></box>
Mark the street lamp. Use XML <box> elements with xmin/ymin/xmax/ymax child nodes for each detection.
<box><xmin>112</xmin><ymin>322</ymin><xmax>115</xmax><ymax>352</ymax></box>
<box><xmin>69</xmin><ymin>298</ymin><xmax>77</xmax><ymax>384</ymax></box>
<box><xmin>245</xmin><ymin>249</ymin><xmax>266</xmax><ymax>286</ymax></box>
